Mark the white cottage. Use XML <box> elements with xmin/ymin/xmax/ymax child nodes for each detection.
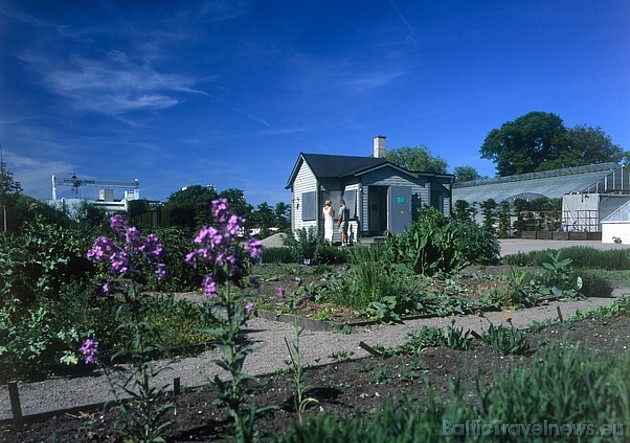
<box><xmin>285</xmin><ymin>136</ymin><xmax>455</xmax><ymax>244</ymax></box>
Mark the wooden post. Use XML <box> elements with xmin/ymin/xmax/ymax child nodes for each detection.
<box><xmin>173</xmin><ymin>377</ymin><xmax>181</xmax><ymax>396</ymax></box>
<box><xmin>7</xmin><ymin>381</ymin><xmax>23</xmax><ymax>431</ymax></box>
<box><xmin>556</xmin><ymin>306</ymin><xmax>564</xmax><ymax>323</ymax></box>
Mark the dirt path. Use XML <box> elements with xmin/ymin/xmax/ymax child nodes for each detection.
<box><xmin>1</xmin><ymin>290</ymin><xmax>627</xmax><ymax>422</ymax></box>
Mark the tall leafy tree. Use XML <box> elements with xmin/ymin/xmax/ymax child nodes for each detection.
<box><xmin>162</xmin><ymin>185</ymin><xmax>218</xmax><ymax>228</ymax></box>
<box><xmin>385</xmin><ymin>145</ymin><xmax>448</xmax><ymax>173</ymax></box>
<box><xmin>0</xmin><ymin>158</ymin><xmax>23</xmax><ymax>232</ymax></box>
<box><xmin>481</xmin><ymin>112</ymin><xmax>628</xmax><ymax>176</ymax></box>
<box><xmin>453</xmin><ymin>166</ymin><xmax>485</xmax><ymax>182</ymax></box>
<box><xmin>480</xmin><ymin>112</ymin><xmax>567</xmax><ymax>176</ymax></box>
<box><xmin>563</xmin><ymin>125</ymin><xmax>628</xmax><ymax>166</ymax></box>
<box><xmin>273</xmin><ymin>202</ymin><xmax>291</xmax><ymax>231</ymax></box>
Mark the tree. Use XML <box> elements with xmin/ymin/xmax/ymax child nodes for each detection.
<box><xmin>162</xmin><ymin>185</ymin><xmax>218</xmax><ymax>228</ymax></box>
<box><xmin>480</xmin><ymin>112</ymin><xmax>629</xmax><ymax>176</ymax></box>
<box><xmin>0</xmin><ymin>158</ymin><xmax>23</xmax><ymax>232</ymax></box>
<box><xmin>453</xmin><ymin>166</ymin><xmax>485</xmax><ymax>183</ymax></box>
<box><xmin>480</xmin><ymin>112</ymin><xmax>568</xmax><ymax>176</ymax></box>
<box><xmin>218</xmin><ymin>188</ymin><xmax>253</xmax><ymax>222</ymax></box>
<box><xmin>563</xmin><ymin>125</ymin><xmax>628</xmax><ymax>166</ymax></box>
<box><xmin>384</xmin><ymin>145</ymin><xmax>448</xmax><ymax>173</ymax></box>
<box><xmin>273</xmin><ymin>202</ymin><xmax>291</xmax><ymax>231</ymax></box>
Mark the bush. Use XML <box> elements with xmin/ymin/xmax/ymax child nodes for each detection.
<box><xmin>383</xmin><ymin>207</ymin><xmax>499</xmax><ymax>276</ymax></box>
<box><xmin>261</xmin><ymin>247</ymin><xmax>295</xmax><ymax>263</ymax></box>
<box><xmin>531</xmin><ymin>247</ymin><xmax>630</xmax><ymax>270</ymax></box>
<box><xmin>284</xmin><ymin>227</ymin><xmax>326</xmax><ymax>264</ymax></box>
<box><xmin>0</xmin><ymin>215</ymin><xmax>93</xmax><ymax>309</ymax></box>
<box><xmin>579</xmin><ymin>271</ymin><xmax>614</xmax><ymax>298</ymax></box>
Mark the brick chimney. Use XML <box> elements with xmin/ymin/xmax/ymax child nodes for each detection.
<box><xmin>373</xmin><ymin>135</ymin><xmax>386</xmax><ymax>158</ymax></box>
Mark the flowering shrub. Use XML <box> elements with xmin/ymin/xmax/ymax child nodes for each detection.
<box><xmin>88</xmin><ymin>215</ymin><xmax>167</xmax><ymax>292</ymax></box>
<box><xmin>186</xmin><ymin>198</ymin><xmax>268</xmax><ymax>442</ymax></box>
<box><xmin>85</xmin><ymin>215</ymin><xmax>174</xmax><ymax>441</ymax></box>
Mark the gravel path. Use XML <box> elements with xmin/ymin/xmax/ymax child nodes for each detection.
<box><xmin>2</xmin><ymin>239</ymin><xmax>629</xmax><ymax>421</ymax></box>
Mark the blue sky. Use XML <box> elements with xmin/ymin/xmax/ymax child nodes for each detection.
<box><xmin>1</xmin><ymin>0</ymin><xmax>628</xmax><ymax>207</ymax></box>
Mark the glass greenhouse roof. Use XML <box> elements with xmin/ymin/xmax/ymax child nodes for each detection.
<box><xmin>602</xmin><ymin>200</ymin><xmax>630</xmax><ymax>223</ymax></box>
<box><xmin>453</xmin><ymin>163</ymin><xmax>629</xmax><ymax>203</ymax></box>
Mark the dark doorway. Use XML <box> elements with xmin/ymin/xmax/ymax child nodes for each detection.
<box><xmin>368</xmin><ymin>186</ymin><xmax>388</xmax><ymax>234</ymax></box>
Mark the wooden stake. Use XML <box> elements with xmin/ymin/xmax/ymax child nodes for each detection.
<box><xmin>359</xmin><ymin>341</ymin><xmax>382</xmax><ymax>357</ymax></box>
<box><xmin>7</xmin><ymin>381</ymin><xmax>23</xmax><ymax>431</ymax></box>
<box><xmin>556</xmin><ymin>306</ymin><xmax>564</xmax><ymax>323</ymax></box>
<box><xmin>173</xmin><ymin>377</ymin><xmax>181</xmax><ymax>396</ymax></box>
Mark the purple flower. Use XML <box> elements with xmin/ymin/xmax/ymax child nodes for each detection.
<box><xmin>245</xmin><ymin>237</ymin><xmax>263</xmax><ymax>260</ymax></box>
<box><xmin>155</xmin><ymin>263</ymin><xmax>167</xmax><ymax>279</ymax></box>
<box><xmin>125</xmin><ymin>226</ymin><xmax>142</xmax><ymax>249</ymax></box>
<box><xmin>109</xmin><ymin>215</ymin><xmax>128</xmax><ymax>235</ymax></box>
<box><xmin>226</xmin><ymin>215</ymin><xmax>244</xmax><ymax>236</ymax></box>
<box><xmin>80</xmin><ymin>339</ymin><xmax>99</xmax><ymax>365</ymax></box>
<box><xmin>140</xmin><ymin>234</ymin><xmax>164</xmax><ymax>261</ymax></box>
<box><xmin>278</xmin><ymin>287</ymin><xmax>285</xmax><ymax>298</ymax></box>
<box><xmin>212</xmin><ymin>198</ymin><xmax>230</xmax><ymax>223</ymax></box>
<box><xmin>245</xmin><ymin>300</ymin><xmax>254</xmax><ymax>311</ymax></box>
<box><xmin>110</xmin><ymin>251</ymin><xmax>129</xmax><ymax>274</ymax></box>
<box><xmin>202</xmin><ymin>274</ymin><xmax>219</xmax><ymax>297</ymax></box>
<box><xmin>102</xmin><ymin>281</ymin><xmax>110</xmax><ymax>293</ymax></box>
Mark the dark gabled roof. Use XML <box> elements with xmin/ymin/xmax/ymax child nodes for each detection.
<box><xmin>286</xmin><ymin>153</ymin><xmax>391</xmax><ymax>188</ymax></box>
<box><xmin>302</xmin><ymin>153</ymin><xmax>389</xmax><ymax>178</ymax></box>
<box><xmin>286</xmin><ymin>152</ymin><xmax>455</xmax><ymax>188</ymax></box>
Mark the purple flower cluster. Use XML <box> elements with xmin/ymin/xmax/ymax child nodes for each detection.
<box><xmin>87</xmin><ymin>215</ymin><xmax>166</xmax><ymax>280</ymax></box>
<box><xmin>80</xmin><ymin>339</ymin><xmax>99</xmax><ymax>365</ymax></box>
<box><xmin>186</xmin><ymin>198</ymin><xmax>263</xmax><ymax>297</ymax></box>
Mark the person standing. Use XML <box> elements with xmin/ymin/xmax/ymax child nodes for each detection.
<box><xmin>322</xmin><ymin>200</ymin><xmax>335</xmax><ymax>246</ymax></box>
<box><xmin>337</xmin><ymin>199</ymin><xmax>350</xmax><ymax>247</ymax></box>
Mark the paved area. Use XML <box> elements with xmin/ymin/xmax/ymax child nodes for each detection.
<box><xmin>498</xmin><ymin>238</ymin><xmax>630</xmax><ymax>257</ymax></box>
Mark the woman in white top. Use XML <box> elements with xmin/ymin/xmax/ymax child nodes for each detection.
<box><xmin>322</xmin><ymin>200</ymin><xmax>335</xmax><ymax>246</ymax></box>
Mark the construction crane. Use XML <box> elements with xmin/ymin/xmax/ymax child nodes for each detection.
<box><xmin>51</xmin><ymin>174</ymin><xmax>139</xmax><ymax>201</ymax></box>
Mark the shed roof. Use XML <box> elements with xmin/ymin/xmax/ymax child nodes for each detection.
<box><xmin>286</xmin><ymin>153</ymin><xmax>423</xmax><ymax>188</ymax></box>
<box><xmin>452</xmin><ymin>162</ymin><xmax>627</xmax><ymax>203</ymax></box>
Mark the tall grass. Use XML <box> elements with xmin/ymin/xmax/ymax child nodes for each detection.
<box><xmin>326</xmin><ymin>246</ymin><xmax>411</xmax><ymax>309</ymax></box>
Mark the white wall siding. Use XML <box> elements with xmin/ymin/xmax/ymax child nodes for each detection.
<box><xmin>292</xmin><ymin>161</ymin><xmax>318</xmax><ymax>235</ymax></box>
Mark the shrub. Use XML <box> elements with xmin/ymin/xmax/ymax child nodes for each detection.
<box><xmin>261</xmin><ymin>247</ymin><xmax>295</xmax><ymax>263</ymax></box>
<box><xmin>579</xmin><ymin>271</ymin><xmax>614</xmax><ymax>298</ymax></box>
<box><xmin>531</xmin><ymin>247</ymin><xmax>630</xmax><ymax>270</ymax></box>
<box><xmin>284</xmin><ymin>227</ymin><xmax>325</xmax><ymax>264</ymax></box>
<box><xmin>383</xmin><ymin>207</ymin><xmax>499</xmax><ymax>276</ymax></box>
<box><xmin>0</xmin><ymin>215</ymin><xmax>93</xmax><ymax>309</ymax></box>
<box><xmin>329</xmin><ymin>246</ymin><xmax>413</xmax><ymax>311</ymax></box>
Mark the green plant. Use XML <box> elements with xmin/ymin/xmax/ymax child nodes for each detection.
<box><xmin>284</xmin><ymin>324</ymin><xmax>318</xmax><ymax>425</ymax></box>
<box><xmin>480</xmin><ymin>323</ymin><xmax>531</xmax><ymax>356</ymax></box>
<box><xmin>578</xmin><ymin>271</ymin><xmax>614</xmax><ymax>298</ymax></box>
<box><xmin>478</xmin><ymin>344</ymin><xmax>629</xmax><ymax>432</ymax></box>
<box><xmin>284</xmin><ymin>227</ymin><xmax>325</xmax><ymax>264</ymax></box>
<box><xmin>328</xmin><ymin>350</ymin><xmax>354</xmax><ymax>362</ymax></box>
<box><xmin>85</xmin><ymin>214</ymin><xmax>174</xmax><ymax>442</ymax></box>
<box><xmin>261</xmin><ymin>247</ymin><xmax>295</xmax><ymax>263</ymax></box>
<box><xmin>570</xmin><ymin>296</ymin><xmax>630</xmax><ymax>323</ymax></box>
<box><xmin>185</xmin><ymin>198</ymin><xmax>272</xmax><ymax>443</ymax></box>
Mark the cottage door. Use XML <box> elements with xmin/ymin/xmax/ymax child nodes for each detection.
<box><xmin>387</xmin><ymin>186</ymin><xmax>412</xmax><ymax>234</ymax></box>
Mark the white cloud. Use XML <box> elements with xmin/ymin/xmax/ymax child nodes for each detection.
<box><xmin>19</xmin><ymin>50</ymin><xmax>206</xmax><ymax>115</ymax></box>
<box><xmin>3</xmin><ymin>151</ymin><xmax>76</xmax><ymax>200</ymax></box>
